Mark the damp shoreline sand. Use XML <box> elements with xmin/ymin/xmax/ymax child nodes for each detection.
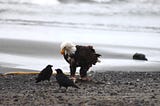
<box><xmin>0</xmin><ymin>70</ymin><xmax>160</xmax><ymax>106</ymax></box>
<box><xmin>0</xmin><ymin>38</ymin><xmax>160</xmax><ymax>73</ymax></box>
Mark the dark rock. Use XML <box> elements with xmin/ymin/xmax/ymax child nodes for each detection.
<box><xmin>14</xmin><ymin>99</ymin><xmax>18</xmax><ymax>102</ymax></box>
<box><xmin>110</xmin><ymin>92</ymin><xmax>118</xmax><ymax>96</ymax></box>
<box><xmin>133</xmin><ymin>53</ymin><xmax>148</xmax><ymax>61</ymax></box>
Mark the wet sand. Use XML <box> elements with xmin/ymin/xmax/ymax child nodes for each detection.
<box><xmin>0</xmin><ymin>38</ymin><xmax>160</xmax><ymax>73</ymax></box>
<box><xmin>0</xmin><ymin>38</ymin><xmax>60</xmax><ymax>58</ymax></box>
<box><xmin>0</xmin><ymin>70</ymin><xmax>160</xmax><ymax>106</ymax></box>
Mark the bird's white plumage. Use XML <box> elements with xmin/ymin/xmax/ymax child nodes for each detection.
<box><xmin>60</xmin><ymin>41</ymin><xmax>76</xmax><ymax>55</ymax></box>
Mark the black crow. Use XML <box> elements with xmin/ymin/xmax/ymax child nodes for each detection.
<box><xmin>36</xmin><ymin>65</ymin><xmax>53</xmax><ymax>83</ymax></box>
<box><xmin>55</xmin><ymin>68</ymin><xmax>79</xmax><ymax>90</ymax></box>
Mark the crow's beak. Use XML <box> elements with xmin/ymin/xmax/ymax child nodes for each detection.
<box><xmin>55</xmin><ymin>69</ymin><xmax>59</xmax><ymax>72</ymax></box>
<box><xmin>60</xmin><ymin>48</ymin><xmax>65</xmax><ymax>55</ymax></box>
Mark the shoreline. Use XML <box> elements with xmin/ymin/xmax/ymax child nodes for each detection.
<box><xmin>0</xmin><ymin>70</ymin><xmax>160</xmax><ymax>106</ymax></box>
<box><xmin>0</xmin><ymin>38</ymin><xmax>160</xmax><ymax>73</ymax></box>
<box><xmin>0</xmin><ymin>66</ymin><xmax>39</xmax><ymax>74</ymax></box>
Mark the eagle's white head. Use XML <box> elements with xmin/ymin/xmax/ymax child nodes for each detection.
<box><xmin>60</xmin><ymin>41</ymin><xmax>76</xmax><ymax>55</ymax></box>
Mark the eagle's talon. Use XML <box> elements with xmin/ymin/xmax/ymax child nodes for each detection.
<box><xmin>69</xmin><ymin>76</ymin><xmax>77</xmax><ymax>83</ymax></box>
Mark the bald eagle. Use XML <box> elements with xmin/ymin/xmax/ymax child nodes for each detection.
<box><xmin>60</xmin><ymin>42</ymin><xmax>101</xmax><ymax>80</ymax></box>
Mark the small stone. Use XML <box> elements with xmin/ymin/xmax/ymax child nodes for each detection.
<box><xmin>136</xmin><ymin>79</ymin><xmax>140</xmax><ymax>82</ymax></box>
<box><xmin>107</xmin><ymin>82</ymin><xmax>111</xmax><ymax>85</ymax></box>
<box><xmin>110</xmin><ymin>92</ymin><xmax>118</xmax><ymax>96</ymax></box>
<box><xmin>14</xmin><ymin>99</ymin><xmax>18</xmax><ymax>102</ymax></box>
<box><xmin>151</xmin><ymin>95</ymin><xmax>156</xmax><ymax>99</ymax></box>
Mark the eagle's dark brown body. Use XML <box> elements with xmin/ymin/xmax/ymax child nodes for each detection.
<box><xmin>63</xmin><ymin>45</ymin><xmax>101</xmax><ymax>78</ymax></box>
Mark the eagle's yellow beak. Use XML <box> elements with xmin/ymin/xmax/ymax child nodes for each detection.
<box><xmin>60</xmin><ymin>48</ymin><xmax>65</xmax><ymax>55</ymax></box>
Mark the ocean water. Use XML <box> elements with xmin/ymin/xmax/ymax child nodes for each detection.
<box><xmin>0</xmin><ymin>0</ymin><xmax>160</xmax><ymax>73</ymax></box>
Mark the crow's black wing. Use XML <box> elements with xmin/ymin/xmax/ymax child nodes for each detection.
<box><xmin>36</xmin><ymin>68</ymin><xmax>47</xmax><ymax>83</ymax></box>
<box><xmin>56</xmin><ymin>74</ymin><xmax>74</xmax><ymax>86</ymax></box>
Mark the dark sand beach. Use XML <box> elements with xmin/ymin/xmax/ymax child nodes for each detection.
<box><xmin>0</xmin><ymin>70</ymin><xmax>160</xmax><ymax>106</ymax></box>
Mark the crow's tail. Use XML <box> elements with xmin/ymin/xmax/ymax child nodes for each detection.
<box><xmin>73</xmin><ymin>84</ymin><xmax>80</xmax><ymax>89</ymax></box>
<box><xmin>35</xmin><ymin>78</ymin><xmax>40</xmax><ymax>83</ymax></box>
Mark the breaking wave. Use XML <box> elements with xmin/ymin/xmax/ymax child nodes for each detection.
<box><xmin>1</xmin><ymin>0</ymin><xmax>160</xmax><ymax>5</ymax></box>
<box><xmin>0</xmin><ymin>0</ymin><xmax>60</xmax><ymax>5</ymax></box>
<box><xmin>0</xmin><ymin>0</ymin><xmax>160</xmax><ymax>33</ymax></box>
